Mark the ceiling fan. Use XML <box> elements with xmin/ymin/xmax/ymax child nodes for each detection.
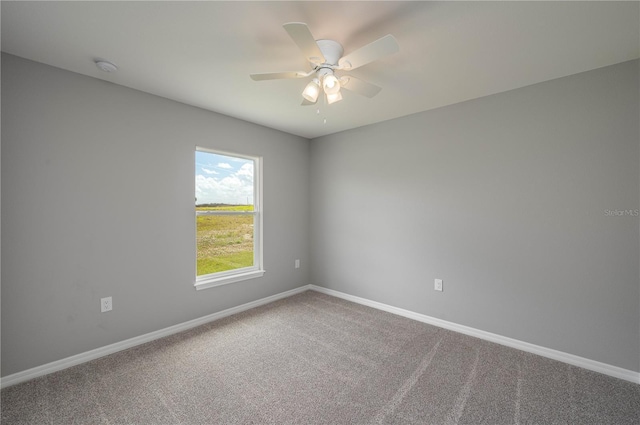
<box><xmin>250</xmin><ymin>23</ymin><xmax>399</xmax><ymax>106</ymax></box>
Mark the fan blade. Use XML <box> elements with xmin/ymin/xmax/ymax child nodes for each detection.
<box><xmin>338</xmin><ymin>34</ymin><xmax>399</xmax><ymax>70</ymax></box>
<box><xmin>250</xmin><ymin>71</ymin><xmax>307</xmax><ymax>81</ymax></box>
<box><xmin>283</xmin><ymin>22</ymin><xmax>325</xmax><ymax>65</ymax></box>
<box><xmin>340</xmin><ymin>75</ymin><xmax>382</xmax><ymax>98</ymax></box>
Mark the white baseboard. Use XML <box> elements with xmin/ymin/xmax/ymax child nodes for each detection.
<box><xmin>0</xmin><ymin>285</ymin><xmax>311</xmax><ymax>389</ymax></box>
<box><xmin>309</xmin><ymin>285</ymin><xmax>640</xmax><ymax>385</ymax></box>
<box><xmin>3</xmin><ymin>284</ymin><xmax>637</xmax><ymax>388</ymax></box>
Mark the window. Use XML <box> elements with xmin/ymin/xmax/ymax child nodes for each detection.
<box><xmin>195</xmin><ymin>148</ymin><xmax>264</xmax><ymax>290</ymax></box>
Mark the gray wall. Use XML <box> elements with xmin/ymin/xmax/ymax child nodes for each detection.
<box><xmin>1</xmin><ymin>54</ymin><xmax>310</xmax><ymax>376</ymax></box>
<box><xmin>2</xmin><ymin>53</ymin><xmax>639</xmax><ymax>378</ymax></box>
<box><xmin>310</xmin><ymin>60</ymin><xmax>640</xmax><ymax>372</ymax></box>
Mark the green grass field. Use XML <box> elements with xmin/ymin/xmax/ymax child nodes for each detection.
<box><xmin>196</xmin><ymin>205</ymin><xmax>254</xmax><ymax>276</ymax></box>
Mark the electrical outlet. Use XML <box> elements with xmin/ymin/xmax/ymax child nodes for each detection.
<box><xmin>295</xmin><ymin>259</ymin><xmax>300</xmax><ymax>269</ymax></box>
<box><xmin>434</xmin><ymin>279</ymin><xmax>443</xmax><ymax>292</ymax></box>
<box><xmin>101</xmin><ymin>296</ymin><xmax>112</xmax><ymax>312</ymax></box>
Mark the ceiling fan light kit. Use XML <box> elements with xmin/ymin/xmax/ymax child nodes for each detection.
<box><xmin>250</xmin><ymin>22</ymin><xmax>399</xmax><ymax>107</ymax></box>
<box><xmin>322</xmin><ymin>73</ymin><xmax>340</xmax><ymax>95</ymax></box>
<box><xmin>326</xmin><ymin>91</ymin><xmax>343</xmax><ymax>105</ymax></box>
<box><xmin>302</xmin><ymin>78</ymin><xmax>321</xmax><ymax>103</ymax></box>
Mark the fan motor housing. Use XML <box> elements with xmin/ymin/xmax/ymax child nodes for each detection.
<box><xmin>315</xmin><ymin>39</ymin><xmax>344</xmax><ymax>66</ymax></box>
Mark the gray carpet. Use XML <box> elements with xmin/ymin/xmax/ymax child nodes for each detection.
<box><xmin>2</xmin><ymin>290</ymin><xmax>639</xmax><ymax>424</ymax></box>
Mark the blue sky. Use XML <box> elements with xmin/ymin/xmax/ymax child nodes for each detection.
<box><xmin>195</xmin><ymin>151</ymin><xmax>254</xmax><ymax>205</ymax></box>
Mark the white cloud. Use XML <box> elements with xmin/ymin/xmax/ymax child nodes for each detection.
<box><xmin>202</xmin><ymin>167</ymin><xmax>218</xmax><ymax>175</ymax></box>
<box><xmin>237</xmin><ymin>163</ymin><xmax>253</xmax><ymax>179</ymax></box>
<box><xmin>196</xmin><ymin>169</ymin><xmax>254</xmax><ymax>205</ymax></box>
<box><xmin>218</xmin><ymin>163</ymin><xmax>232</xmax><ymax>169</ymax></box>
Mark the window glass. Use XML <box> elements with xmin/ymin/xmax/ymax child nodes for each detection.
<box><xmin>195</xmin><ymin>149</ymin><xmax>263</xmax><ymax>288</ymax></box>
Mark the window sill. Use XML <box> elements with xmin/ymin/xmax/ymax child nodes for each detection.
<box><xmin>194</xmin><ymin>269</ymin><xmax>265</xmax><ymax>291</ymax></box>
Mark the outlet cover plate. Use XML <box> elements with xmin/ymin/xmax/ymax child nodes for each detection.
<box><xmin>434</xmin><ymin>279</ymin><xmax>443</xmax><ymax>292</ymax></box>
<box><xmin>101</xmin><ymin>296</ymin><xmax>113</xmax><ymax>312</ymax></box>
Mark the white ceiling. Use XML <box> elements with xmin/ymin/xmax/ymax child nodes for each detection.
<box><xmin>2</xmin><ymin>1</ymin><xmax>638</xmax><ymax>139</ymax></box>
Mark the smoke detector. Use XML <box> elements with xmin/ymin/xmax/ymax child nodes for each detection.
<box><xmin>94</xmin><ymin>59</ymin><xmax>118</xmax><ymax>73</ymax></box>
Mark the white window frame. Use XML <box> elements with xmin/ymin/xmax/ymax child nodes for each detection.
<box><xmin>194</xmin><ymin>147</ymin><xmax>264</xmax><ymax>290</ymax></box>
